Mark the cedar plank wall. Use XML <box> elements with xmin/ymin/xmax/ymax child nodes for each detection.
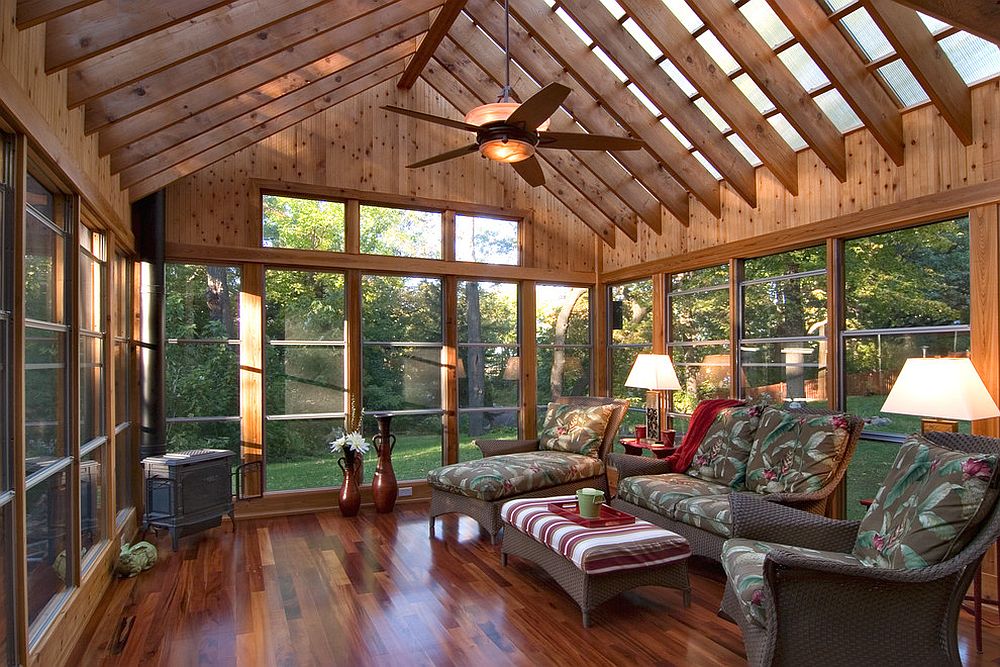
<box><xmin>0</xmin><ymin>0</ymin><xmax>130</xmax><ymax>221</ymax></box>
<box><xmin>164</xmin><ymin>77</ymin><xmax>597</xmax><ymax>273</ymax></box>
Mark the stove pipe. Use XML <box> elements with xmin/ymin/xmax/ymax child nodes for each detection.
<box><xmin>133</xmin><ymin>191</ymin><xmax>167</xmax><ymax>460</ymax></box>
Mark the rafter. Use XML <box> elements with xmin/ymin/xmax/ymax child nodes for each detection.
<box><xmin>398</xmin><ymin>0</ymin><xmax>467</xmax><ymax>89</ymax></box>
<box><xmin>422</xmin><ymin>58</ymin><xmax>619</xmax><ymax>246</ymax></box>
<box><xmin>127</xmin><ymin>63</ymin><xmax>406</xmax><ymax>202</ymax></box>
<box><xmin>689</xmin><ymin>0</ymin><xmax>848</xmax><ymax>182</ymax></box>
<box><xmin>766</xmin><ymin>0</ymin><xmax>904</xmax><ymax>166</ymax></box>
<box><xmin>891</xmin><ymin>0</ymin><xmax>1000</xmax><ymax>45</ymax></box>
<box><xmin>864</xmin><ymin>0</ymin><xmax>973</xmax><ymax>146</ymax></box>
<box><xmin>15</xmin><ymin>0</ymin><xmax>100</xmax><ymax>28</ymax></box>
<box><xmin>44</xmin><ymin>0</ymin><xmax>231</xmax><ymax>72</ymax></box>
<box><xmin>617</xmin><ymin>0</ymin><xmax>798</xmax><ymax>196</ymax></box>
<box><xmin>463</xmin><ymin>0</ymin><xmax>687</xmax><ymax>225</ymax></box>
<box><xmin>505</xmin><ymin>0</ymin><xmax>720</xmax><ymax>216</ymax></box>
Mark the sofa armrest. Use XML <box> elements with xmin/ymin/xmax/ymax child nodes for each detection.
<box><xmin>730</xmin><ymin>493</ymin><xmax>860</xmax><ymax>553</ymax></box>
<box><xmin>606</xmin><ymin>453</ymin><xmax>673</xmax><ymax>480</ymax></box>
<box><xmin>475</xmin><ymin>439</ymin><xmax>540</xmax><ymax>457</ymax></box>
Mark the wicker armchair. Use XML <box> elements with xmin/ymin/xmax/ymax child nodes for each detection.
<box><xmin>721</xmin><ymin>431</ymin><xmax>1000</xmax><ymax>667</ymax></box>
<box><xmin>428</xmin><ymin>396</ymin><xmax>628</xmax><ymax>544</ymax></box>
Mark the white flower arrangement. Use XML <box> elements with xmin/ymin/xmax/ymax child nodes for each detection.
<box><xmin>329</xmin><ymin>431</ymin><xmax>370</xmax><ymax>455</ymax></box>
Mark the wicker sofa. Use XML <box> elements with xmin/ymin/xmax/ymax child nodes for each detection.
<box><xmin>427</xmin><ymin>396</ymin><xmax>628</xmax><ymax>543</ymax></box>
<box><xmin>609</xmin><ymin>404</ymin><xmax>863</xmax><ymax>561</ymax></box>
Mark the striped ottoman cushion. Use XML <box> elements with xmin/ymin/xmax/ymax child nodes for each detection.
<box><xmin>501</xmin><ymin>495</ymin><xmax>691</xmax><ymax>574</ymax></box>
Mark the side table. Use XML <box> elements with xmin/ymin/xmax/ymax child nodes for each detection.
<box><xmin>621</xmin><ymin>431</ymin><xmax>676</xmax><ymax>459</ymax></box>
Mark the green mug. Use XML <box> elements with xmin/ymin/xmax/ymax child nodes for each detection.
<box><xmin>576</xmin><ymin>488</ymin><xmax>605</xmax><ymax>519</ymax></box>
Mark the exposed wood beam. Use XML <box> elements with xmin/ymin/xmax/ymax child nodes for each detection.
<box><xmin>109</xmin><ymin>27</ymin><xmax>423</xmax><ymax>173</ymax></box>
<box><xmin>398</xmin><ymin>0</ymin><xmax>467</xmax><ymax>89</ymax></box>
<box><xmin>422</xmin><ymin>59</ymin><xmax>619</xmax><ymax>246</ymax></box>
<box><xmin>559</xmin><ymin>0</ymin><xmax>758</xmax><ymax>208</ymax></box>
<box><xmin>864</xmin><ymin>0</ymin><xmax>974</xmax><ymax>146</ymax></box>
<box><xmin>891</xmin><ymin>0</ymin><xmax>1000</xmax><ymax>45</ymax></box>
<box><xmin>44</xmin><ymin>0</ymin><xmax>231</xmax><ymax>72</ymax></box>
<box><xmin>505</xmin><ymin>0</ymin><xmax>721</xmax><ymax>216</ymax></box>
<box><xmin>66</xmin><ymin>0</ymin><xmax>333</xmax><ymax>107</ymax></box>
<box><xmin>117</xmin><ymin>46</ymin><xmax>416</xmax><ymax>188</ymax></box>
<box><xmin>689</xmin><ymin>0</ymin><xmax>849</xmax><ymax>182</ymax></box>
<box><xmin>15</xmin><ymin>0</ymin><xmax>100</xmax><ymax>28</ymax></box>
<box><xmin>90</xmin><ymin>0</ymin><xmax>433</xmax><ymax>140</ymax></box>
<box><xmin>618</xmin><ymin>0</ymin><xmax>799</xmax><ymax>195</ymax></box>
<box><xmin>463</xmin><ymin>0</ymin><xmax>688</xmax><ymax>226</ymax></box>
<box><xmin>127</xmin><ymin>63</ymin><xmax>405</xmax><ymax>201</ymax></box>
<box><xmin>442</xmin><ymin>28</ymin><xmax>660</xmax><ymax>232</ymax></box>
<box><xmin>766</xmin><ymin>0</ymin><xmax>904</xmax><ymax>166</ymax></box>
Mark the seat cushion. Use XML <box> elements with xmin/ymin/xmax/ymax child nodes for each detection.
<box><xmin>745</xmin><ymin>409</ymin><xmax>853</xmax><ymax>495</ymax></box>
<box><xmin>686</xmin><ymin>405</ymin><xmax>763</xmax><ymax>489</ymax></box>
<box><xmin>853</xmin><ymin>435</ymin><xmax>1000</xmax><ymax>569</ymax></box>
<box><xmin>672</xmin><ymin>495</ymin><xmax>733</xmax><ymax>537</ymax></box>
<box><xmin>427</xmin><ymin>451</ymin><xmax>605</xmax><ymax>502</ymax></box>
<box><xmin>538</xmin><ymin>402</ymin><xmax>617</xmax><ymax>457</ymax></box>
<box><xmin>722</xmin><ymin>538</ymin><xmax>866</xmax><ymax>627</ymax></box>
<box><xmin>617</xmin><ymin>473</ymin><xmax>732</xmax><ymax>518</ymax></box>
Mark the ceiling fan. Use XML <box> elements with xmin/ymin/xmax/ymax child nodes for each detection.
<box><xmin>381</xmin><ymin>0</ymin><xmax>644</xmax><ymax>187</ymax></box>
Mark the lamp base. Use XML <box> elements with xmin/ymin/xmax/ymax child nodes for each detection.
<box><xmin>921</xmin><ymin>418</ymin><xmax>959</xmax><ymax>433</ymax></box>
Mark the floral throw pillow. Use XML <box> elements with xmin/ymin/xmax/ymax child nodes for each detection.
<box><xmin>538</xmin><ymin>402</ymin><xmax>616</xmax><ymax>458</ymax></box>
<box><xmin>745</xmin><ymin>409</ymin><xmax>854</xmax><ymax>495</ymax></box>
<box><xmin>853</xmin><ymin>436</ymin><xmax>999</xmax><ymax>569</ymax></box>
<box><xmin>686</xmin><ymin>405</ymin><xmax>764</xmax><ymax>489</ymax></box>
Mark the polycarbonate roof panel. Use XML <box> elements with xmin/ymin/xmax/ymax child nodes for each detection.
<box><xmin>555</xmin><ymin>7</ymin><xmax>593</xmax><ymax>47</ymax></box>
<box><xmin>822</xmin><ymin>0</ymin><xmax>855</xmax><ymax>11</ymax></box>
<box><xmin>733</xmin><ymin>73</ymin><xmax>776</xmax><ymax>114</ymax></box>
<box><xmin>623</xmin><ymin>17</ymin><xmax>664</xmax><ymax>60</ymax></box>
<box><xmin>627</xmin><ymin>82</ymin><xmax>662</xmax><ymax>116</ymax></box>
<box><xmin>938</xmin><ymin>31</ymin><xmax>1000</xmax><ymax>85</ymax></box>
<box><xmin>598</xmin><ymin>0</ymin><xmax>626</xmax><ymax>20</ymax></box>
<box><xmin>740</xmin><ymin>0</ymin><xmax>793</xmax><ymax>49</ymax></box>
<box><xmin>592</xmin><ymin>45</ymin><xmax>628</xmax><ymax>82</ymax></box>
<box><xmin>697</xmin><ymin>31</ymin><xmax>741</xmax><ymax>75</ymax></box>
<box><xmin>728</xmin><ymin>133</ymin><xmax>762</xmax><ymax>166</ymax></box>
<box><xmin>660</xmin><ymin>58</ymin><xmax>698</xmax><ymax>98</ymax></box>
<box><xmin>814</xmin><ymin>88</ymin><xmax>863</xmax><ymax>132</ymax></box>
<box><xmin>877</xmin><ymin>59</ymin><xmax>930</xmax><ymax>107</ymax></box>
<box><xmin>778</xmin><ymin>43</ymin><xmax>830</xmax><ymax>92</ymax></box>
<box><xmin>661</xmin><ymin>0</ymin><xmax>703</xmax><ymax>33</ymax></box>
<box><xmin>660</xmin><ymin>117</ymin><xmax>694</xmax><ymax>149</ymax></box>
<box><xmin>916</xmin><ymin>11</ymin><xmax>949</xmax><ymax>35</ymax></box>
<box><xmin>839</xmin><ymin>8</ymin><xmax>894</xmax><ymax>62</ymax></box>
<box><xmin>692</xmin><ymin>151</ymin><xmax>723</xmax><ymax>180</ymax></box>
<box><xmin>768</xmin><ymin>113</ymin><xmax>808</xmax><ymax>151</ymax></box>
<box><xmin>694</xmin><ymin>97</ymin><xmax>730</xmax><ymax>133</ymax></box>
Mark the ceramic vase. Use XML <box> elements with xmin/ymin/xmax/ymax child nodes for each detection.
<box><xmin>338</xmin><ymin>448</ymin><xmax>363</xmax><ymax>517</ymax></box>
<box><xmin>372</xmin><ymin>414</ymin><xmax>398</xmax><ymax>513</ymax></box>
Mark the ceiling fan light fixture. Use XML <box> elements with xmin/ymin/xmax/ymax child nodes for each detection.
<box><xmin>480</xmin><ymin>137</ymin><xmax>535</xmax><ymax>163</ymax></box>
<box><xmin>464</xmin><ymin>102</ymin><xmax>551</xmax><ymax>131</ymax></box>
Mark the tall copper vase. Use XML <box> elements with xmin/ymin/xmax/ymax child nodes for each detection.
<box><xmin>337</xmin><ymin>448</ymin><xmax>363</xmax><ymax>517</ymax></box>
<box><xmin>372</xmin><ymin>414</ymin><xmax>398</xmax><ymax>513</ymax></box>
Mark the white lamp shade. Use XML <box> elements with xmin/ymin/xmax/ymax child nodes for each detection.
<box><xmin>624</xmin><ymin>353</ymin><xmax>681</xmax><ymax>391</ymax></box>
<box><xmin>881</xmin><ymin>357</ymin><xmax>1000</xmax><ymax>421</ymax></box>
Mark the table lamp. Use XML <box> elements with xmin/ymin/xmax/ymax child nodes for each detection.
<box><xmin>881</xmin><ymin>357</ymin><xmax>1000</xmax><ymax>432</ymax></box>
<box><xmin>625</xmin><ymin>353</ymin><xmax>681</xmax><ymax>441</ymax></box>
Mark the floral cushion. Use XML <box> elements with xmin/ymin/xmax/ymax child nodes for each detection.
<box><xmin>852</xmin><ymin>436</ymin><xmax>1000</xmax><ymax>569</ymax></box>
<box><xmin>427</xmin><ymin>451</ymin><xmax>605</xmax><ymax>502</ymax></box>
<box><xmin>538</xmin><ymin>402</ymin><xmax>616</xmax><ymax>457</ymax></box>
<box><xmin>617</xmin><ymin>473</ymin><xmax>732</xmax><ymax>517</ymax></box>
<box><xmin>672</xmin><ymin>495</ymin><xmax>733</xmax><ymax>537</ymax></box>
<box><xmin>745</xmin><ymin>409</ymin><xmax>853</xmax><ymax>495</ymax></box>
<box><xmin>686</xmin><ymin>405</ymin><xmax>764</xmax><ymax>489</ymax></box>
<box><xmin>722</xmin><ymin>538</ymin><xmax>866</xmax><ymax>627</ymax></box>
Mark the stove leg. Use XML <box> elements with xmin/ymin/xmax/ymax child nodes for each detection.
<box><xmin>228</xmin><ymin>509</ymin><xmax>236</xmax><ymax>532</ymax></box>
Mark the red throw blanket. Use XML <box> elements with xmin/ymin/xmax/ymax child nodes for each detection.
<box><xmin>663</xmin><ymin>398</ymin><xmax>744</xmax><ymax>473</ymax></box>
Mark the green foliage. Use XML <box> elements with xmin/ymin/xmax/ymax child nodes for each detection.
<box><xmin>263</xmin><ymin>195</ymin><xmax>344</xmax><ymax>252</ymax></box>
<box><xmin>360</xmin><ymin>205</ymin><xmax>441</xmax><ymax>259</ymax></box>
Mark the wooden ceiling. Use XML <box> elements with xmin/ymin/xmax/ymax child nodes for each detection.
<box><xmin>15</xmin><ymin>0</ymin><xmax>1000</xmax><ymax>243</ymax></box>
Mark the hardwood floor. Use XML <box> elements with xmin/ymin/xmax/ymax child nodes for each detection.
<box><xmin>75</xmin><ymin>505</ymin><xmax>1000</xmax><ymax>666</ymax></box>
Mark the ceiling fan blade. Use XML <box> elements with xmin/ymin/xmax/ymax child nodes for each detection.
<box><xmin>382</xmin><ymin>105</ymin><xmax>479</xmax><ymax>132</ymax></box>
<box><xmin>407</xmin><ymin>144</ymin><xmax>480</xmax><ymax>169</ymax></box>
<box><xmin>537</xmin><ymin>131</ymin><xmax>645</xmax><ymax>151</ymax></box>
<box><xmin>506</xmin><ymin>83</ymin><xmax>571</xmax><ymax>129</ymax></box>
<box><xmin>511</xmin><ymin>155</ymin><xmax>545</xmax><ymax>187</ymax></box>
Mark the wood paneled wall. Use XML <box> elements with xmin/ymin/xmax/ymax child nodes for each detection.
<box><xmin>164</xmin><ymin>77</ymin><xmax>597</xmax><ymax>274</ymax></box>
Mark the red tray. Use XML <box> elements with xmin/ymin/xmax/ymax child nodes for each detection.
<box><xmin>546</xmin><ymin>501</ymin><xmax>637</xmax><ymax>527</ymax></box>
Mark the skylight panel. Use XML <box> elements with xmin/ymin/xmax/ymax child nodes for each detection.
<box><xmin>540</xmin><ymin>0</ymin><xmax>555</xmax><ymax>6</ymax></box>
<box><xmin>661</xmin><ymin>0</ymin><xmax>703</xmax><ymax>33</ymax></box>
<box><xmin>692</xmin><ymin>151</ymin><xmax>723</xmax><ymax>180</ymax></box>
<box><xmin>740</xmin><ymin>0</ymin><xmax>793</xmax><ymax>49</ymax></box>
<box><xmin>734</xmin><ymin>73</ymin><xmax>776</xmax><ymax>114</ymax></box>
<box><xmin>778</xmin><ymin>44</ymin><xmax>830</xmax><ymax>92</ymax></box>
<box><xmin>839</xmin><ymin>8</ymin><xmax>894</xmax><ymax>62</ymax></box>
<box><xmin>916</xmin><ymin>12</ymin><xmax>950</xmax><ymax>35</ymax></box>
<box><xmin>627</xmin><ymin>82</ymin><xmax>662</xmax><ymax>116</ymax></box>
<box><xmin>728</xmin><ymin>134</ymin><xmax>762</xmax><ymax>167</ymax></box>
<box><xmin>592</xmin><ymin>46</ymin><xmax>628</xmax><ymax>82</ymax></box>
<box><xmin>938</xmin><ymin>31</ymin><xmax>1000</xmax><ymax>85</ymax></box>
<box><xmin>822</xmin><ymin>0</ymin><xmax>856</xmax><ymax>11</ymax></box>
<box><xmin>694</xmin><ymin>97</ymin><xmax>730</xmax><ymax>133</ymax></box>
<box><xmin>555</xmin><ymin>7</ymin><xmax>593</xmax><ymax>47</ymax></box>
<box><xmin>660</xmin><ymin>117</ymin><xmax>693</xmax><ymax>149</ymax></box>
<box><xmin>598</xmin><ymin>0</ymin><xmax>626</xmax><ymax>20</ymax></box>
<box><xmin>659</xmin><ymin>58</ymin><xmax>698</xmax><ymax>98</ymax></box>
<box><xmin>622</xmin><ymin>18</ymin><xmax>664</xmax><ymax>60</ymax></box>
<box><xmin>814</xmin><ymin>89</ymin><xmax>863</xmax><ymax>132</ymax></box>
<box><xmin>877</xmin><ymin>59</ymin><xmax>930</xmax><ymax>107</ymax></box>
<box><xmin>768</xmin><ymin>114</ymin><xmax>807</xmax><ymax>151</ymax></box>
<box><xmin>697</xmin><ymin>32</ymin><xmax>741</xmax><ymax>75</ymax></box>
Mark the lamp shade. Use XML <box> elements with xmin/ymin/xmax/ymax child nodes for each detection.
<box><xmin>881</xmin><ymin>357</ymin><xmax>1000</xmax><ymax>421</ymax></box>
<box><xmin>624</xmin><ymin>354</ymin><xmax>681</xmax><ymax>391</ymax></box>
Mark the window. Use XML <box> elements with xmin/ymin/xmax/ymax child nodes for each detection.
<box><xmin>264</xmin><ymin>269</ymin><xmax>346</xmax><ymax>491</ymax></box>
<box><xmin>458</xmin><ymin>281</ymin><xmax>520</xmax><ymax>460</ymax></box>
<box><xmin>609</xmin><ymin>279</ymin><xmax>653</xmax><ymax>431</ymax></box>
<box><xmin>455</xmin><ymin>214</ymin><xmax>519</xmax><ymax>265</ymax></box>
<box><xmin>262</xmin><ymin>194</ymin><xmax>345</xmax><ymax>252</ymax></box>
<box><xmin>360</xmin><ymin>205</ymin><xmax>442</xmax><ymax>259</ymax></box>
<box><xmin>362</xmin><ymin>275</ymin><xmax>443</xmax><ymax>480</ymax></box>
<box><xmin>0</xmin><ymin>134</ymin><xmax>15</xmax><ymax>666</ymax></box>
<box><xmin>113</xmin><ymin>253</ymin><xmax>134</xmax><ymax>515</ymax></box>
<box><xmin>740</xmin><ymin>246</ymin><xmax>827</xmax><ymax>404</ymax></box>
<box><xmin>536</xmin><ymin>285</ymin><xmax>591</xmax><ymax>429</ymax></box>
<box><xmin>165</xmin><ymin>263</ymin><xmax>241</xmax><ymax>455</ymax></box>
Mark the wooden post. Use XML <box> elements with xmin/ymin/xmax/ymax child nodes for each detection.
<box><xmin>442</xmin><ymin>275</ymin><xmax>458</xmax><ymax>464</ymax></box>
<box><xmin>521</xmin><ymin>281</ymin><xmax>538</xmax><ymax>439</ymax></box>
<box><xmin>442</xmin><ymin>210</ymin><xmax>456</xmax><ymax>264</ymax></box>
<box><xmin>239</xmin><ymin>263</ymin><xmax>264</xmax><ymax>497</ymax></box>
<box><xmin>729</xmin><ymin>259</ymin><xmax>742</xmax><ymax>399</ymax></box>
<box><xmin>104</xmin><ymin>233</ymin><xmax>117</xmax><ymax>529</ymax></box>
<box><xmin>345</xmin><ymin>199</ymin><xmax>361</xmax><ymax>255</ymax></box>
<box><xmin>592</xmin><ymin>282</ymin><xmax>608</xmax><ymax>396</ymax></box>
<box><xmin>11</xmin><ymin>134</ymin><xmax>28</xmax><ymax>667</ymax></box>
<box><xmin>68</xmin><ymin>193</ymin><xmax>82</xmax><ymax>587</ymax></box>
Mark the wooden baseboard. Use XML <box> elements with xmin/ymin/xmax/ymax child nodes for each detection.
<box><xmin>235</xmin><ymin>481</ymin><xmax>432</xmax><ymax>520</ymax></box>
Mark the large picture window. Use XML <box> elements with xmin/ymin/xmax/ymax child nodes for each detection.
<box><xmin>0</xmin><ymin>135</ymin><xmax>15</xmax><ymax>665</ymax></box>
<box><xmin>113</xmin><ymin>252</ymin><xmax>134</xmax><ymax>516</ymax></box>
<box><xmin>537</xmin><ymin>285</ymin><xmax>591</xmax><ymax>428</ymax></box>
<box><xmin>609</xmin><ymin>279</ymin><xmax>652</xmax><ymax>431</ymax></box>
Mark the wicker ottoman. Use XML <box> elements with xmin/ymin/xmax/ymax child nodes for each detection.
<box><xmin>500</xmin><ymin>495</ymin><xmax>692</xmax><ymax>627</ymax></box>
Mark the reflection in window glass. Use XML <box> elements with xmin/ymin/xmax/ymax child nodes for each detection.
<box><xmin>360</xmin><ymin>205</ymin><xmax>442</xmax><ymax>259</ymax></box>
<box><xmin>80</xmin><ymin>447</ymin><xmax>106</xmax><ymax>560</ymax></box>
<box><xmin>669</xmin><ymin>265</ymin><xmax>730</xmax><ymax>414</ymax></box>
<box><xmin>25</xmin><ymin>467</ymin><xmax>70</xmax><ymax>627</ymax></box>
<box><xmin>455</xmin><ymin>215</ymin><xmax>519</xmax><ymax>265</ymax></box>
<box><xmin>609</xmin><ymin>280</ymin><xmax>652</xmax><ymax>431</ymax></box>
<box><xmin>263</xmin><ymin>194</ymin><xmax>345</xmax><ymax>252</ymax></box>
<box><xmin>114</xmin><ymin>254</ymin><xmax>134</xmax><ymax>514</ymax></box>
